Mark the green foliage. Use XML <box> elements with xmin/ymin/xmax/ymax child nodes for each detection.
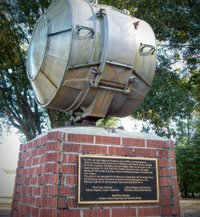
<box><xmin>0</xmin><ymin>0</ymin><xmax>66</xmax><ymax>141</ymax></box>
<box><xmin>96</xmin><ymin>117</ymin><xmax>119</xmax><ymax>127</ymax></box>
<box><xmin>99</xmin><ymin>0</ymin><xmax>200</xmax><ymax>138</ymax></box>
<box><xmin>100</xmin><ymin>0</ymin><xmax>200</xmax><ymax>196</ymax></box>
<box><xmin>175</xmin><ymin>118</ymin><xmax>200</xmax><ymax>196</ymax></box>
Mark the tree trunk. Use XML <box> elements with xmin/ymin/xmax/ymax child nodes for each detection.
<box><xmin>47</xmin><ymin>109</ymin><xmax>70</xmax><ymax>129</ymax></box>
<box><xmin>184</xmin><ymin>183</ymin><xmax>188</xmax><ymax>198</ymax></box>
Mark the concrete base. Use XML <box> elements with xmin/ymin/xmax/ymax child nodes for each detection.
<box><xmin>11</xmin><ymin>127</ymin><xmax>181</xmax><ymax>217</ymax></box>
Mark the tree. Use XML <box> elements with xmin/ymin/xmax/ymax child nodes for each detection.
<box><xmin>0</xmin><ymin>0</ymin><xmax>199</xmax><ymax>142</ymax></box>
<box><xmin>100</xmin><ymin>2</ymin><xmax>200</xmax><ymax>196</ymax></box>
<box><xmin>175</xmin><ymin>118</ymin><xmax>200</xmax><ymax>197</ymax></box>
<box><xmin>100</xmin><ymin>0</ymin><xmax>199</xmax><ymax>137</ymax></box>
<box><xmin>0</xmin><ymin>0</ymin><xmax>66</xmax><ymax>141</ymax></box>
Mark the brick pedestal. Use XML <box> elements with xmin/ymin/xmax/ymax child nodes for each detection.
<box><xmin>11</xmin><ymin>127</ymin><xmax>181</xmax><ymax>217</ymax></box>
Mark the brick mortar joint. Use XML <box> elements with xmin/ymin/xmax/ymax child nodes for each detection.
<box><xmin>163</xmin><ymin>140</ymin><xmax>177</xmax><ymax>217</ymax></box>
<box><xmin>56</xmin><ymin>132</ymin><xmax>65</xmax><ymax>217</ymax></box>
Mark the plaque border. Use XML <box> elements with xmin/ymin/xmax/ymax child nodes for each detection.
<box><xmin>78</xmin><ymin>155</ymin><xmax>159</xmax><ymax>204</ymax></box>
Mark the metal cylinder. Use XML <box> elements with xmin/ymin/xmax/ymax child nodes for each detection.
<box><xmin>27</xmin><ymin>0</ymin><xmax>156</xmax><ymax>120</ymax></box>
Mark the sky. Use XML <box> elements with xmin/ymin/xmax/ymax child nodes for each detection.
<box><xmin>0</xmin><ymin>129</ymin><xmax>20</xmax><ymax>197</ymax></box>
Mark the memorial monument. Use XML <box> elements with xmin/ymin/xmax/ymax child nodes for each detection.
<box><xmin>11</xmin><ymin>0</ymin><xmax>181</xmax><ymax>216</ymax></box>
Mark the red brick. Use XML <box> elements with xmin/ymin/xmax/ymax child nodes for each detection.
<box><xmin>32</xmin><ymin>157</ymin><xmax>40</xmax><ymax>165</ymax></box>
<box><xmin>42</xmin><ymin>197</ymin><xmax>57</xmax><ymax>207</ymax></box>
<box><xmin>23</xmin><ymin>141</ymin><xmax>33</xmax><ymax>150</ymax></box>
<box><xmin>38</xmin><ymin>176</ymin><xmax>45</xmax><ymax>185</ymax></box>
<box><xmin>25</xmin><ymin>194</ymin><xmax>35</xmax><ymax>206</ymax></box>
<box><xmin>28</xmin><ymin>167</ymin><xmax>35</xmax><ymax>175</ymax></box>
<box><xmin>36</xmin><ymin>197</ymin><xmax>42</xmax><ymax>207</ymax></box>
<box><xmin>147</xmin><ymin>139</ymin><xmax>168</xmax><ymax>148</ymax></box>
<box><xmin>57</xmin><ymin>197</ymin><xmax>66</xmax><ymax>208</ymax></box>
<box><xmin>42</xmin><ymin>186</ymin><xmax>58</xmax><ymax>196</ymax></box>
<box><xmin>66</xmin><ymin>176</ymin><xmax>77</xmax><ymax>185</ymax></box>
<box><xmin>62</xmin><ymin>154</ymin><xmax>78</xmax><ymax>163</ymax></box>
<box><xmin>62</xmin><ymin>165</ymin><xmax>77</xmax><ymax>174</ymax></box>
<box><xmin>20</xmin><ymin>143</ymin><xmax>26</xmax><ymax>152</ymax></box>
<box><xmin>23</xmin><ymin>177</ymin><xmax>30</xmax><ymax>185</ymax></box>
<box><xmin>170</xmin><ymin>159</ymin><xmax>177</xmax><ymax>167</ymax></box>
<box><xmin>108</xmin><ymin>146</ymin><xmax>134</xmax><ymax>156</ymax></box>
<box><xmin>24</xmin><ymin>204</ymin><xmax>31</xmax><ymax>215</ymax></box>
<box><xmin>40</xmin><ymin>155</ymin><xmax>46</xmax><ymax>164</ymax></box>
<box><xmin>46</xmin><ymin>142</ymin><xmax>61</xmax><ymax>152</ymax></box>
<box><xmin>19</xmin><ymin>152</ymin><xmax>24</xmax><ymax>159</ymax></box>
<box><xmin>84</xmin><ymin>209</ymin><xmax>110</xmax><ymax>217</ymax></box>
<box><xmin>17</xmin><ymin>168</ymin><xmax>24</xmax><ymax>176</ymax></box>
<box><xmin>159</xmin><ymin>168</ymin><xmax>170</xmax><ymax>177</ymax></box>
<box><xmin>169</xmin><ymin>150</ymin><xmax>176</xmax><ymax>158</ymax></box>
<box><xmin>112</xmin><ymin>208</ymin><xmax>136</xmax><ymax>217</ymax></box>
<box><xmin>45</xmin><ymin>153</ymin><xmax>60</xmax><ymax>162</ymax></box>
<box><xmin>18</xmin><ymin>153</ymin><xmax>24</xmax><ymax>160</ymax></box>
<box><xmin>31</xmin><ymin>207</ymin><xmax>39</xmax><ymax>217</ymax></box>
<box><xmin>96</xmin><ymin>135</ymin><xmax>120</xmax><ymax>145</ymax></box>
<box><xmin>63</xmin><ymin>144</ymin><xmax>81</xmax><ymax>152</ymax></box>
<box><xmin>48</xmin><ymin>132</ymin><xmax>63</xmax><ymax>141</ymax></box>
<box><xmin>174</xmin><ymin>206</ymin><xmax>181</xmax><ymax>215</ymax></box>
<box><xmin>11</xmin><ymin>209</ymin><xmax>20</xmax><ymax>217</ymax></box>
<box><xmin>23</xmin><ymin>151</ymin><xmax>31</xmax><ymax>159</ymax></box>
<box><xmin>159</xmin><ymin>150</ymin><xmax>169</xmax><ymax>158</ymax></box>
<box><xmin>33</xmin><ymin>139</ymin><xmax>43</xmax><ymax>148</ymax></box>
<box><xmin>60</xmin><ymin>175</ymin><xmax>66</xmax><ymax>185</ymax></box>
<box><xmin>160</xmin><ymin>197</ymin><xmax>172</xmax><ymax>206</ymax></box>
<box><xmin>31</xmin><ymin>149</ymin><xmax>37</xmax><ymax>158</ymax></box>
<box><xmin>26</xmin><ymin>186</ymin><xmax>33</xmax><ymax>195</ymax></box>
<box><xmin>21</xmin><ymin>186</ymin><xmax>27</xmax><ymax>194</ymax></box>
<box><xmin>173</xmin><ymin>196</ymin><xmax>180</xmax><ymax>206</ymax></box>
<box><xmin>15</xmin><ymin>176</ymin><xmax>23</xmax><ymax>185</ymax></box>
<box><xmin>65</xmin><ymin>198</ymin><xmax>77</xmax><ymax>208</ymax></box>
<box><xmin>37</xmin><ymin>146</ymin><xmax>46</xmax><ymax>155</ymax></box>
<box><xmin>82</xmin><ymin>145</ymin><xmax>107</xmax><ymax>154</ymax></box>
<box><xmin>172</xmin><ymin>187</ymin><xmax>180</xmax><ymax>196</ymax></box>
<box><xmin>28</xmin><ymin>196</ymin><xmax>35</xmax><ymax>205</ymax></box>
<box><xmin>158</xmin><ymin>159</ymin><xmax>169</xmax><ymax>168</ymax></box>
<box><xmin>27</xmin><ymin>159</ymin><xmax>32</xmax><ymax>167</ymax></box>
<box><xmin>159</xmin><ymin>177</ymin><xmax>170</xmax><ymax>186</ymax></box>
<box><xmin>58</xmin><ymin>210</ymin><xmax>80</xmax><ymax>217</ymax></box>
<box><xmin>160</xmin><ymin>187</ymin><xmax>172</xmax><ymax>196</ymax></box>
<box><xmin>161</xmin><ymin>207</ymin><xmax>173</xmax><ymax>216</ymax></box>
<box><xmin>138</xmin><ymin>207</ymin><xmax>160</xmax><ymax>216</ymax></box>
<box><xmin>44</xmin><ymin>174</ymin><xmax>59</xmax><ymax>185</ymax></box>
<box><xmin>35</xmin><ymin>167</ymin><xmax>43</xmax><ymax>175</ymax></box>
<box><xmin>33</xmin><ymin>187</ymin><xmax>42</xmax><ymax>195</ymax></box>
<box><xmin>39</xmin><ymin>208</ymin><xmax>57</xmax><ymax>217</ymax></box>
<box><xmin>169</xmin><ymin>140</ymin><xmax>174</xmax><ymax>148</ymax></box>
<box><xmin>135</xmin><ymin>148</ymin><xmax>157</xmax><ymax>157</ymax></box>
<box><xmin>43</xmin><ymin>163</ymin><xmax>60</xmax><ymax>173</ymax></box>
<box><xmin>170</xmin><ymin>168</ymin><xmax>177</xmax><ymax>177</ymax></box>
<box><xmin>67</xmin><ymin>134</ymin><xmax>94</xmax><ymax>143</ymax></box>
<box><xmin>122</xmin><ymin>138</ymin><xmax>145</xmax><ymax>147</ymax></box>
<box><xmin>18</xmin><ymin>160</ymin><xmax>26</xmax><ymax>168</ymax></box>
<box><xmin>14</xmin><ymin>193</ymin><xmax>23</xmax><ymax>202</ymax></box>
<box><xmin>41</xmin><ymin>135</ymin><xmax>48</xmax><ymax>144</ymax></box>
<box><xmin>171</xmin><ymin>177</ymin><xmax>179</xmax><ymax>187</ymax></box>
<box><xmin>59</xmin><ymin>187</ymin><xmax>76</xmax><ymax>196</ymax></box>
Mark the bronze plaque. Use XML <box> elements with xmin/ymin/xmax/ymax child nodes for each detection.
<box><xmin>78</xmin><ymin>155</ymin><xmax>159</xmax><ymax>204</ymax></box>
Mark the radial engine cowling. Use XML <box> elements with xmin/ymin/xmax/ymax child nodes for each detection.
<box><xmin>27</xmin><ymin>0</ymin><xmax>156</xmax><ymax>120</ymax></box>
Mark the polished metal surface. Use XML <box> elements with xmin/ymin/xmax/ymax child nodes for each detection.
<box><xmin>27</xmin><ymin>0</ymin><xmax>157</xmax><ymax>120</ymax></box>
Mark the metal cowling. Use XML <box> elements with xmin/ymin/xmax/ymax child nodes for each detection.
<box><xmin>27</xmin><ymin>0</ymin><xmax>157</xmax><ymax>120</ymax></box>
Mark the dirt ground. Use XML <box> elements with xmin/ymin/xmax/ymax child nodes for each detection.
<box><xmin>0</xmin><ymin>199</ymin><xmax>200</xmax><ymax>217</ymax></box>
